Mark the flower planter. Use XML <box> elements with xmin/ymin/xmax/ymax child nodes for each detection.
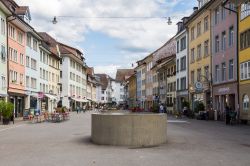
<box><xmin>2</xmin><ymin>118</ymin><xmax>10</xmax><ymax>125</ymax></box>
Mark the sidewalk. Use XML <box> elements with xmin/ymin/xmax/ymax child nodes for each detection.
<box><xmin>0</xmin><ymin>117</ymin><xmax>27</xmax><ymax>130</ymax></box>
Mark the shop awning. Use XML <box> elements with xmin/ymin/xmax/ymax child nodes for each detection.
<box><xmin>44</xmin><ymin>94</ymin><xmax>57</xmax><ymax>101</ymax></box>
<box><xmin>87</xmin><ymin>98</ymin><xmax>93</xmax><ymax>102</ymax></box>
<box><xmin>72</xmin><ymin>98</ymin><xmax>88</xmax><ymax>103</ymax></box>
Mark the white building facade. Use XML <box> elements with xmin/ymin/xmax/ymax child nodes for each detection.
<box><xmin>25</xmin><ymin>32</ymin><xmax>41</xmax><ymax>110</ymax></box>
<box><xmin>39</xmin><ymin>43</ymin><xmax>60</xmax><ymax>113</ymax></box>
<box><xmin>0</xmin><ymin>3</ymin><xmax>11</xmax><ymax>101</ymax></box>
<box><xmin>60</xmin><ymin>43</ymin><xmax>87</xmax><ymax>111</ymax></box>
<box><xmin>175</xmin><ymin>18</ymin><xmax>189</xmax><ymax>112</ymax></box>
<box><xmin>111</xmin><ymin>80</ymin><xmax>125</xmax><ymax>105</ymax></box>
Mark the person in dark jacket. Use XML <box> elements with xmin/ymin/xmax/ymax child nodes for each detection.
<box><xmin>225</xmin><ymin>106</ymin><xmax>230</xmax><ymax>125</ymax></box>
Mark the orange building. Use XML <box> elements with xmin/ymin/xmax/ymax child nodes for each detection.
<box><xmin>5</xmin><ymin>1</ymin><xmax>33</xmax><ymax>117</ymax></box>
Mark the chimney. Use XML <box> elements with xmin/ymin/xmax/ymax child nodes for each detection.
<box><xmin>193</xmin><ymin>7</ymin><xmax>198</xmax><ymax>12</ymax></box>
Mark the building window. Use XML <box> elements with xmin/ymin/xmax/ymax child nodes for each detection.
<box><xmin>240</xmin><ymin>29</ymin><xmax>250</xmax><ymax>50</ymax></box>
<box><xmin>243</xmin><ymin>95</ymin><xmax>249</xmax><ymax>112</ymax></box>
<box><xmin>215</xmin><ymin>65</ymin><xmax>220</xmax><ymax>82</ymax></box>
<box><xmin>215</xmin><ymin>35</ymin><xmax>220</xmax><ymax>53</ymax></box>
<box><xmin>26</xmin><ymin>56</ymin><xmax>30</xmax><ymax>67</ymax></box>
<box><xmin>180</xmin><ymin>77</ymin><xmax>186</xmax><ymax>90</ymax></box>
<box><xmin>8</xmin><ymin>47</ymin><xmax>12</xmax><ymax>61</ymax></box>
<box><xmin>197</xmin><ymin>44</ymin><xmax>201</xmax><ymax>60</ymax></box>
<box><xmin>20</xmin><ymin>53</ymin><xmax>24</xmax><ymax>65</ymax></box>
<box><xmin>240</xmin><ymin>63</ymin><xmax>244</xmax><ymax>80</ymax></box>
<box><xmin>17</xmin><ymin>31</ymin><xmax>23</xmax><ymax>44</ymax></box>
<box><xmin>204</xmin><ymin>66</ymin><xmax>209</xmax><ymax>80</ymax></box>
<box><xmin>221</xmin><ymin>31</ymin><xmax>226</xmax><ymax>51</ymax></box>
<box><xmin>1</xmin><ymin>76</ymin><xmax>6</xmax><ymax>90</ymax></box>
<box><xmin>215</xmin><ymin>7</ymin><xmax>220</xmax><ymax>25</ymax></box>
<box><xmin>191</xmin><ymin>71</ymin><xmax>195</xmax><ymax>84</ymax></box>
<box><xmin>244</xmin><ymin>63</ymin><xmax>248</xmax><ymax>79</ymax></box>
<box><xmin>229</xmin><ymin>59</ymin><xmax>234</xmax><ymax>80</ymax></box>
<box><xmin>33</xmin><ymin>39</ymin><xmax>38</xmax><ymax>51</ymax></box>
<box><xmin>31</xmin><ymin>58</ymin><xmax>37</xmax><ymax>70</ymax></box>
<box><xmin>8</xmin><ymin>25</ymin><xmax>15</xmax><ymax>39</ymax></box>
<box><xmin>180</xmin><ymin>56</ymin><xmax>186</xmax><ymax>71</ymax></box>
<box><xmin>1</xmin><ymin>45</ymin><xmax>6</xmax><ymax>62</ymax></box>
<box><xmin>27</xmin><ymin>34</ymin><xmax>32</xmax><ymax>47</ymax></box>
<box><xmin>1</xmin><ymin>18</ymin><xmax>5</xmax><ymax>35</ymax></box>
<box><xmin>177</xmin><ymin>41</ymin><xmax>179</xmax><ymax>53</ymax></box>
<box><xmin>197</xmin><ymin>21</ymin><xmax>201</xmax><ymax>36</ymax></box>
<box><xmin>191</xmin><ymin>48</ymin><xmax>195</xmax><ymax>63</ymax></box>
<box><xmin>221</xmin><ymin>6</ymin><xmax>226</xmax><ymax>20</ymax></box>
<box><xmin>20</xmin><ymin>74</ymin><xmax>23</xmax><ymax>85</ymax></box>
<box><xmin>180</xmin><ymin>36</ymin><xmax>186</xmax><ymax>51</ymax></box>
<box><xmin>229</xmin><ymin>2</ymin><xmax>235</xmax><ymax>15</ymax></box>
<box><xmin>177</xmin><ymin>78</ymin><xmax>179</xmax><ymax>91</ymax></box>
<box><xmin>240</xmin><ymin>2</ymin><xmax>250</xmax><ymax>20</ymax></box>
<box><xmin>31</xmin><ymin>78</ymin><xmax>37</xmax><ymax>89</ymax></box>
<box><xmin>221</xmin><ymin>63</ymin><xmax>226</xmax><ymax>81</ymax></box>
<box><xmin>26</xmin><ymin>76</ymin><xmax>29</xmax><ymax>88</ymax></box>
<box><xmin>176</xmin><ymin>59</ymin><xmax>179</xmax><ymax>72</ymax></box>
<box><xmin>204</xmin><ymin>40</ymin><xmax>209</xmax><ymax>56</ymax></box>
<box><xmin>229</xmin><ymin>26</ymin><xmax>234</xmax><ymax>46</ymax></box>
<box><xmin>241</xmin><ymin>61</ymin><xmax>250</xmax><ymax>80</ymax></box>
<box><xmin>204</xmin><ymin>16</ymin><xmax>209</xmax><ymax>32</ymax></box>
<box><xmin>191</xmin><ymin>27</ymin><xmax>195</xmax><ymax>40</ymax></box>
<box><xmin>10</xmin><ymin>70</ymin><xmax>17</xmax><ymax>83</ymax></box>
<box><xmin>12</xmin><ymin>49</ymin><xmax>17</xmax><ymax>62</ymax></box>
<box><xmin>197</xmin><ymin>68</ymin><xmax>201</xmax><ymax>82</ymax></box>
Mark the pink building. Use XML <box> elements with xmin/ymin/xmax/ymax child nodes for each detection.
<box><xmin>210</xmin><ymin>1</ymin><xmax>238</xmax><ymax>119</ymax></box>
<box><xmin>4</xmin><ymin>0</ymin><xmax>33</xmax><ymax>117</ymax></box>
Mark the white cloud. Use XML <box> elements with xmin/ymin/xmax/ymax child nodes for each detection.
<box><xmin>15</xmin><ymin>0</ymin><xmax>193</xmax><ymax>75</ymax></box>
<box><xmin>94</xmin><ymin>64</ymin><xmax>121</xmax><ymax>78</ymax></box>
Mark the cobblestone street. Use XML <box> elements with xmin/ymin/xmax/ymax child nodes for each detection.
<box><xmin>0</xmin><ymin>112</ymin><xmax>249</xmax><ymax>166</ymax></box>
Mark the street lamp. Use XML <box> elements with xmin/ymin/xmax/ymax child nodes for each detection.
<box><xmin>167</xmin><ymin>17</ymin><xmax>172</xmax><ymax>25</ymax></box>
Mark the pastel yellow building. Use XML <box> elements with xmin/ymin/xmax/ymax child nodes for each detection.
<box><xmin>238</xmin><ymin>0</ymin><xmax>250</xmax><ymax>122</ymax></box>
<box><xmin>127</xmin><ymin>74</ymin><xmax>136</xmax><ymax>108</ymax></box>
<box><xmin>186</xmin><ymin>2</ymin><xmax>213</xmax><ymax>111</ymax></box>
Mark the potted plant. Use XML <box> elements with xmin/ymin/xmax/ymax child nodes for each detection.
<box><xmin>1</xmin><ymin>102</ymin><xmax>14</xmax><ymax>125</ymax></box>
<box><xmin>194</xmin><ymin>101</ymin><xmax>205</xmax><ymax>120</ymax></box>
<box><xmin>0</xmin><ymin>100</ymin><xmax>5</xmax><ymax>121</ymax></box>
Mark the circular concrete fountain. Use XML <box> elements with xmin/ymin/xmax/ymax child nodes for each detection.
<box><xmin>91</xmin><ymin>112</ymin><xmax>167</xmax><ymax>147</ymax></box>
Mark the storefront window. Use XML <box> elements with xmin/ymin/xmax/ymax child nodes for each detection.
<box><xmin>243</xmin><ymin>94</ymin><xmax>249</xmax><ymax>112</ymax></box>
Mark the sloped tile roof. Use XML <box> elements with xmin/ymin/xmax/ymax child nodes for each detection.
<box><xmin>115</xmin><ymin>69</ymin><xmax>134</xmax><ymax>82</ymax></box>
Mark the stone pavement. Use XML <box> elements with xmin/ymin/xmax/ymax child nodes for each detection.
<box><xmin>0</xmin><ymin>112</ymin><xmax>249</xmax><ymax>166</ymax></box>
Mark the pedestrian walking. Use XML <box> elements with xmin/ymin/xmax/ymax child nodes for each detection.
<box><xmin>225</xmin><ymin>106</ymin><xmax>230</xmax><ymax>125</ymax></box>
<box><xmin>76</xmin><ymin>106</ymin><xmax>79</xmax><ymax>114</ymax></box>
<box><xmin>159</xmin><ymin>104</ymin><xmax>164</xmax><ymax>113</ymax></box>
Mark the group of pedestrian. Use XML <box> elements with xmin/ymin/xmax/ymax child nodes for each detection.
<box><xmin>76</xmin><ymin>105</ymin><xmax>86</xmax><ymax>114</ymax></box>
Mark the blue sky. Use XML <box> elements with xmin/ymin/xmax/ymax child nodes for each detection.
<box><xmin>17</xmin><ymin>0</ymin><xmax>197</xmax><ymax>77</ymax></box>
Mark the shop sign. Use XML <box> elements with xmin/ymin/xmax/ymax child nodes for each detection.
<box><xmin>218</xmin><ymin>87</ymin><xmax>230</xmax><ymax>93</ymax></box>
<box><xmin>195</xmin><ymin>82</ymin><xmax>203</xmax><ymax>92</ymax></box>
